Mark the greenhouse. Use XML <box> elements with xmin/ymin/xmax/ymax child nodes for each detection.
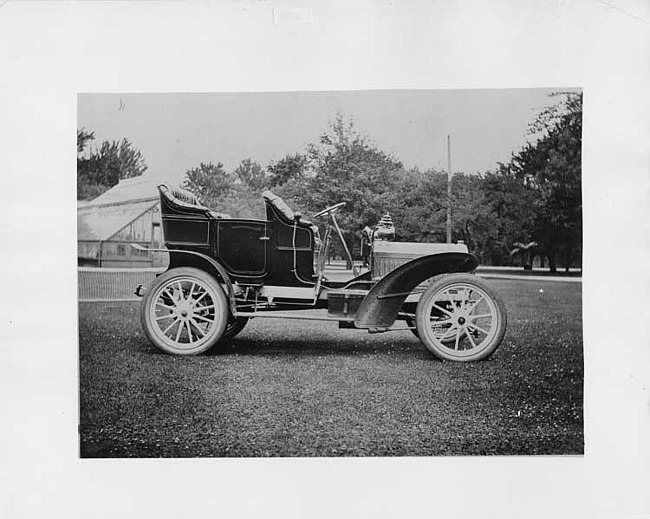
<box><xmin>77</xmin><ymin>175</ymin><xmax>164</xmax><ymax>267</ymax></box>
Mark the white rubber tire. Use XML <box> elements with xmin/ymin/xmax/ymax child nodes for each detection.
<box><xmin>141</xmin><ymin>267</ymin><xmax>229</xmax><ymax>355</ymax></box>
<box><xmin>415</xmin><ymin>274</ymin><xmax>507</xmax><ymax>361</ymax></box>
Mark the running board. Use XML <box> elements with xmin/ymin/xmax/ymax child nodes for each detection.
<box><xmin>232</xmin><ymin>310</ymin><xmax>415</xmax><ymax>333</ymax></box>
<box><xmin>234</xmin><ymin>310</ymin><xmax>354</xmax><ymax>322</ymax></box>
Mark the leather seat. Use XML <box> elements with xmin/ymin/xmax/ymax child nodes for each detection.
<box><xmin>262</xmin><ymin>191</ymin><xmax>315</xmax><ymax>228</ymax></box>
<box><xmin>262</xmin><ymin>190</ymin><xmax>321</xmax><ymax>248</ymax></box>
<box><xmin>158</xmin><ymin>184</ymin><xmax>230</xmax><ymax>219</ymax></box>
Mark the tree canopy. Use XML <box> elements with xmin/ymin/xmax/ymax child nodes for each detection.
<box><xmin>181</xmin><ymin>162</ymin><xmax>231</xmax><ymax>206</ymax></box>
<box><xmin>178</xmin><ymin>95</ymin><xmax>582</xmax><ymax>270</ymax></box>
<box><xmin>267</xmin><ymin>153</ymin><xmax>307</xmax><ymax>187</ymax></box>
<box><xmin>233</xmin><ymin>158</ymin><xmax>267</xmax><ymax>191</ymax></box>
<box><xmin>509</xmin><ymin>92</ymin><xmax>582</xmax><ymax>270</ymax></box>
<box><xmin>276</xmin><ymin>115</ymin><xmax>404</xmax><ymax>258</ymax></box>
<box><xmin>181</xmin><ymin>161</ymin><xmax>265</xmax><ymax>219</ymax></box>
<box><xmin>77</xmin><ymin>129</ymin><xmax>148</xmax><ymax>200</ymax></box>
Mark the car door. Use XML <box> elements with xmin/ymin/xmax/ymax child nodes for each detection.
<box><xmin>216</xmin><ymin>220</ymin><xmax>268</xmax><ymax>276</ymax></box>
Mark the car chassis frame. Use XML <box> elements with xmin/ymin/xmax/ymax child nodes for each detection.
<box><xmin>135</xmin><ymin>185</ymin><xmax>507</xmax><ymax>361</ymax></box>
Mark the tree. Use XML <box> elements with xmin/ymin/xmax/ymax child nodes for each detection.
<box><xmin>510</xmin><ymin>92</ymin><xmax>582</xmax><ymax>271</ymax></box>
<box><xmin>267</xmin><ymin>153</ymin><xmax>308</xmax><ymax>187</ymax></box>
<box><xmin>77</xmin><ymin>128</ymin><xmax>94</xmax><ymax>153</ymax></box>
<box><xmin>451</xmin><ymin>173</ymin><xmax>501</xmax><ymax>261</ymax></box>
<box><xmin>233</xmin><ymin>158</ymin><xmax>267</xmax><ymax>191</ymax></box>
<box><xmin>87</xmin><ymin>139</ymin><xmax>148</xmax><ymax>188</ymax></box>
<box><xmin>99</xmin><ymin>139</ymin><xmax>147</xmax><ymax>181</ymax></box>
<box><xmin>77</xmin><ymin>129</ymin><xmax>148</xmax><ymax>200</ymax></box>
<box><xmin>278</xmin><ymin>115</ymin><xmax>404</xmax><ymax>260</ymax></box>
<box><xmin>181</xmin><ymin>162</ymin><xmax>232</xmax><ymax>207</ymax></box>
<box><xmin>389</xmin><ymin>168</ymin><xmax>448</xmax><ymax>243</ymax></box>
<box><xmin>181</xmin><ymin>162</ymin><xmax>265</xmax><ymax>219</ymax></box>
<box><xmin>479</xmin><ymin>164</ymin><xmax>538</xmax><ymax>266</ymax></box>
<box><xmin>77</xmin><ymin>128</ymin><xmax>105</xmax><ymax>200</ymax></box>
<box><xmin>217</xmin><ymin>183</ymin><xmax>266</xmax><ymax>219</ymax></box>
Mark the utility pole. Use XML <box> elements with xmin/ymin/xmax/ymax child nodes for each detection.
<box><xmin>446</xmin><ymin>134</ymin><xmax>452</xmax><ymax>243</ymax></box>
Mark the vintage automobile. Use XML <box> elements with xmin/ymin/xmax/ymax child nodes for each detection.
<box><xmin>135</xmin><ymin>185</ymin><xmax>507</xmax><ymax>361</ymax></box>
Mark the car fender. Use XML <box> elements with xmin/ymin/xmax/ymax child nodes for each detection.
<box><xmin>166</xmin><ymin>249</ymin><xmax>237</xmax><ymax>315</ymax></box>
<box><xmin>354</xmin><ymin>252</ymin><xmax>478</xmax><ymax>329</ymax></box>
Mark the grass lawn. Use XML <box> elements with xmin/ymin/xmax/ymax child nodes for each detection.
<box><xmin>78</xmin><ymin>278</ymin><xmax>583</xmax><ymax>457</ymax></box>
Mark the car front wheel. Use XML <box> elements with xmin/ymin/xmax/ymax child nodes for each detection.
<box><xmin>415</xmin><ymin>274</ymin><xmax>506</xmax><ymax>361</ymax></box>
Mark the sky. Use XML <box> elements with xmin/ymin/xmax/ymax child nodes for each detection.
<box><xmin>78</xmin><ymin>88</ymin><xmax>579</xmax><ymax>184</ymax></box>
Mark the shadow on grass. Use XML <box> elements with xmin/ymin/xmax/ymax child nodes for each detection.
<box><xmin>207</xmin><ymin>333</ymin><xmax>434</xmax><ymax>357</ymax></box>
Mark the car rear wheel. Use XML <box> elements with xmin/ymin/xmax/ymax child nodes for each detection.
<box><xmin>141</xmin><ymin>267</ymin><xmax>229</xmax><ymax>355</ymax></box>
<box><xmin>224</xmin><ymin>316</ymin><xmax>249</xmax><ymax>338</ymax></box>
<box><xmin>415</xmin><ymin>274</ymin><xmax>506</xmax><ymax>361</ymax></box>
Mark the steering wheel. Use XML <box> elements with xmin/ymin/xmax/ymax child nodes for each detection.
<box><xmin>312</xmin><ymin>201</ymin><xmax>346</xmax><ymax>219</ymax></box>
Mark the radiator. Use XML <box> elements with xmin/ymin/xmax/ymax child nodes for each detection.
<box><xmin>372</xmin><ymin>241</ymin><xmax>468</xmax><ymax>278</ymax></box>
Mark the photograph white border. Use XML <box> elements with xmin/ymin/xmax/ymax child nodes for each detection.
<box><xmin>1</xmin><ymin>1</ymin><xmax>648</xmax><ymax>518</ymax></box>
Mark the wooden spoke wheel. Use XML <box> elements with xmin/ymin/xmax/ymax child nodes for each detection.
<box><xmin>141</xmin><ymin>267</ymin><xmax>229</xmax><ymax>355</ymax></box>
<box><xmin>415</xmin><ymin>274</ymin><xmax>506</xmax><ymax>361</ymax></box>
<box><xmin>224</xmin><ymin>316</ymin><xmax>249</xmax><ymax>338</ymax></box>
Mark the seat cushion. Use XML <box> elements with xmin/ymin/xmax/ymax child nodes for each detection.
<box><xmin>169</xmin><ymin>186</ymin><xmax>202</xmax><ymax>207</ymax></box>
<box><xmin>262</xmin><ymin>190</ymin><xmax>295</xmax><ymax>221</ymax></box>
<box><xmin>159</xmin><ymin>184</ymin><xmax>230</xmax><ymax>219</ymax></box>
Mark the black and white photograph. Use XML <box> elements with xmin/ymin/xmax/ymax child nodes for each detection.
<box><xmin>77</xmin><ymin>89</ymin><xmax>584</xmax><ymax>458</ymax></box>
<box><xmin>2</xmin><ymin>1</ymin><xmax>648</xmax><ymax>518</ymax></box>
